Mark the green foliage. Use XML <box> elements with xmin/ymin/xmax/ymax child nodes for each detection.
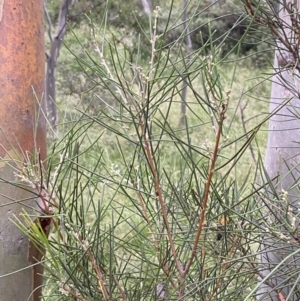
<box><xmin>12</xmin><ymin>1</ymin><xmax>300</xmax><ymax>300</ymax></box>
<box><xmin>18</xmin><ymin>3</ymin><xmax>276</xmax><ymax>300</ymax></box>
<box><xmin>163</xmin><ymin>1</ymin><xmax>274</xmax><ymax>66</ymax></box>
<box><xmin>47</xmin><ymin>0</ymin><xmax>274</xmax><ymax>105</ymax></box>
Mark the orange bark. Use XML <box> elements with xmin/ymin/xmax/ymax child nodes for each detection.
<box><xmin>0</xmin><ymin>0</ymin><xmax>46</xmax><ymax>158</ymax></box>
<box><xmin>0</xmin><ymin>1</ymin><xmax>46</xmax><ymax>301</ymax></box>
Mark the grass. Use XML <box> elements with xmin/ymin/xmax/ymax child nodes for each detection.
<box><xmin>55</xmin><ymin>49</ymin><xmax>271</xmax><ymax>186</ymax></box>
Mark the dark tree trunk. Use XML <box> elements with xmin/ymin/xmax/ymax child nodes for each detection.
<box><xmin>46</xmin><ymin>0</ymin><xmax>72</xmax><ymax>136</ymax></box>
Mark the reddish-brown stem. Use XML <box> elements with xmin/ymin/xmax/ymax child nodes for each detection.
<box><xmin>244</xmin><ymin>0</ymin><xmax>254</xmax><ymax>16</ymax></box>
<box><xmin>80</xmin><ymin>238</ymin><xmax>110</xmax><ymax>300</ymax></box>
<box><xmin>113</xmin><ymin>277</ymin><xmax>129</xmax><ymax>301</ymax></box>
<box><xmin>244</xmin><ymin>1</ymin><xmax>300</xmax><ymax>74</ymax></box>
<box><xmin>64</xmin><ymin>287</ymin><xmax>87</xmax><ymax>301</ymax></box>
<box><xmin>131</xmin><ymin>178</ymin><xmax>177</xmax><ymax>288</ymax></box>
<box><xmin>183</xmin><ymin>104</ymin><xmax>227</xmax><ymax>277</ymax></box>
<box><xmin>142</xmin><ymin>133</ymin><xmax>183</xmax><ymax>274</ymax></box>
<box><xmin>269</xmin><ymin>25</ymin><xmax>296</xmax><ymax>58</ymax></box>
<box><xmin>140</xmin><ymin>120</ymin><xmax>184</xmax><ymax>296</ymax></box>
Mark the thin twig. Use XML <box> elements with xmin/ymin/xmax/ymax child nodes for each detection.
<box><xmin>244</xmin><ymin>0</ymin><xmax>300</xmax><ymax>73</ymax></box>
<box><xmin>130</xmin><ymin>178</ymin><xmax>177</xmax><ymax>288</ymax></box>
<box><xmin>184</xmin><ymin>103</ymin><xmax>227</xmax><ymax>277</ymax></box>
<box><xmin>44</xmin><ymin>2</ymin><xmax>53</xmax><ymax>41</ymax></box>
<box><xmin>113</xmin><ymin>277</ymin><xmax>129</xmax><ymax>301</ymax></box>
<box><xmin>141</xmin><ymin>127</ymin><xmax>183</xmax><ymax>276</ymax></box>
<box><xmin>85</xmin><ymin>247</ymin><xmax>110</xmax><ymax>300</ymax></box>
<box><xmin>240</xmin><ymin>100</ymin><xmax>257</xmax><ymax>164</ymax></box>
<box><xmin>237</xmin><ymin>238</ymin><xmax>286</xmax><ymax>301</ymax></box>
<box><xmin>137</xmin><ymin>6</ymin><xmax>183</xmax><ymax>294</ymax></box>
<box><xmin>64</xmin><ymin>287</ymin><xmax>87</xmax><ymax>301</ymax></box>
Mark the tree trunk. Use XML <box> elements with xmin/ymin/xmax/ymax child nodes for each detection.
<box><xmin>46</xmin><ymin>0</ymin><xmax>72</xmax><ymax>136</ymax></box>
<box><xmin>0</xmin><ymin>1</ymin><xmax>46</xmax><ymax>300</ymax></box>
<box><xmin>258</xmin><ymin>2</ymin><xmax>300</xmax><ymax>300</ymax></box>
<box><xmin>141</xmin><ymin>0</ymin><xmax>151</xmax><ymax>16</ymax></box>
